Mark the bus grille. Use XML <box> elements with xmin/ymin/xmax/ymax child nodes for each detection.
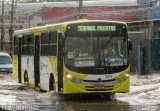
<box><xmin>83</xmin><ymin>79</ymin><xmax>115</xmax><ymax>83</ymax></box>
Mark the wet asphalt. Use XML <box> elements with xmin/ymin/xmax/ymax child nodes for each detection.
<box><xmin>0</xmin><ymin>74</ymin><xmax>160</xmax><ymax>111</ymax></box>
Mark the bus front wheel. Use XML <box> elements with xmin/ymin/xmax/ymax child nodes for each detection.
<box><xmin>49</xmin><ymin>73</ymin><xmax>56</xmax><ymax>92</ymax></box>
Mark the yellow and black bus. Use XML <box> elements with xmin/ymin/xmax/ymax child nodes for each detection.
<box><xmin>13</xmin><ymin>20</ymin><xmax>131</xmax><ymax>94</ymax></box>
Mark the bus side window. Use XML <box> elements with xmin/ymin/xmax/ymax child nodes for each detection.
<box><xmin>49</xmin><ymin>31</ymin><xmax>57</xmax><ymax>56</ymax></box>
<box><xmin>22</xmin><ymin>34</ymin><xmax>34</xmax><ymax>55</ymax></box>
<box><xmin>22</xmin><ymin>35</ymin><xmax>26</xmax><ymax>55</ymax></box>
<box><xmin>41</xmin><ymin>31</ymin><xmax>57</xmax><ymax>56</ymax></box>
<box><xmin>41</xmin><ymin>32</ymin><xmax>49</xmax><ymax>56</ymax></box>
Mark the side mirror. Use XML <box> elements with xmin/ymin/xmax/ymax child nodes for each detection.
<box><xmin>128</xmin><ymin>39</ymin><xmax>132</xmax><ymax>51</ymax></box>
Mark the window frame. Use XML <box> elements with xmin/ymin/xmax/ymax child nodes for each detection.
<box><xmin>41</xmin><ymin>31</ymin><xmax>57</xmax><ymax>56</ymax></box>
<box><xmin>21</xmin><ymin>33</ymin><xmax>35</xmax><ymax>56</ymax></box>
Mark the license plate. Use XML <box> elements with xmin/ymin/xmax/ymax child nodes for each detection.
<box><xmin>94</xmin><ymin>84</ymin><xmax>105</xmax><ymax>89</ymax></box>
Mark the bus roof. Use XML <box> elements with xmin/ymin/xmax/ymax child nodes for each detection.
<box><xmin>14</xmin><ymin>20</ymin><xmax>127</xmax><ymax>36</ymax></box>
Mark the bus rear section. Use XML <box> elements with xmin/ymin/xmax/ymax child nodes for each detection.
<box><xmin>59</xmin><ymin>21</ymin><xmax>131</xmax><ymax>94</ymax></box>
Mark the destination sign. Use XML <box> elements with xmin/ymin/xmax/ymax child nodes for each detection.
<box><xmin>78</xmin><ymin>26</ymin><xmax>116</xmax><ymax>31</ymax></box>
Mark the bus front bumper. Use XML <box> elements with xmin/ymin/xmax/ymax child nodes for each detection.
<box><xmin>62</xmin><ymin>77</ymin><xmax>130</xmax><ymax>94</ymax></box>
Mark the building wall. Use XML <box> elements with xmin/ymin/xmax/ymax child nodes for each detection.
<box><xmin>42</xmin><ymin>6</ymin><xmax>138</xmax><ymax>24</ymax></box>
<box><xmin>128</xmin><ymin>20</ymin><xmax>160</xmax><ymax>73</ymax></box>
<box><xmin>137</xmin><ymin>0</ymin><xmax>160</xmax><ymax>20</ymax></box>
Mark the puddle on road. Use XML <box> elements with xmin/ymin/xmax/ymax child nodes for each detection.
<box><xmin>0</xmin><ymin>95</ymin><xmax>16</xmax><ymax>105</ymax></box>
<box><xmin>0</xmin><ymin>74</ymin><xmax>160</xmax><ymax>111</ymax></box>
<box><xmin>37</xmin><ymin>93</ymin><xmax>131</xmax><ymax>111</ymax></box>
<box><xmin>0</xmin><ymin>74</ymin><xmax>40</xmax><ymax>106</ymax></box>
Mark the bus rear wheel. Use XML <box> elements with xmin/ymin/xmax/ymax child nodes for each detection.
<box><xmin>24</xmin><ymin>71</ymin><xmax>29</xmax><ymax>84</ymax></box>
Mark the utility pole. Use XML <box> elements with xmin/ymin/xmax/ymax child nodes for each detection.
<box><xmin>1</xmin><ymin>0</ymin><xmax>4</xmax><ymax>51</ymax></box>
<box><xmin>9</xmin><ymin>0</ymin><xmax>14</xmax><ymax>51</ymax></box>
<box><xmin>78</xmin><ymin>0</ymin><xmax>83</xmax><ymax>19</ymax></box>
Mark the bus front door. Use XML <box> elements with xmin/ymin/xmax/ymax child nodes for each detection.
<box><xmin>57</xmin><ymin>33</ymin><xmax>64</xmax><ymax>92</ymax></box>
<box><xmin>18</xmin><ymin>37</ymin><xmax>22</xmax><ymax>83</ymax></box>
<box><xmin>34</xmin><ymin>36</ymin><xmax>40</xmax><ymax>87</ymax></box>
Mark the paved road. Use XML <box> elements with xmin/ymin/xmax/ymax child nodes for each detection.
<box><xmin>0</xmin><ymin>74</ymin><xmax>160</xmax><ymax>111</ymax></box>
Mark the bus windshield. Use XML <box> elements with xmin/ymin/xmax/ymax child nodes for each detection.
<box><xmin>64</xmin><ymin>32</ymin><xmax>128</xmax><ymax>68</ymax></box>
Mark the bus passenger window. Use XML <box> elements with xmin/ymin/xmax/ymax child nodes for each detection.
<box><xmin>41</xmin><ymin>31</ymin><xmax>57</xmax><ymax>56</ymax></box>
<box><xmin>41</xmin><ymin>32</ymin><xmax>49</xmax><ymax>56</ymax></box>
<box><xmin>49</xmin><ymin>32</ymin><xmax>57</xmax><ymax>43</ymax></box>
<box><xmin>49</xmin><ymin>31</ymin><xmax>57</xmax><ymax>56</ymax></box>
<box><xmin>22</xmin><ymin>34</ymin><xmax>34</xmax><ymax>55</ymax></box>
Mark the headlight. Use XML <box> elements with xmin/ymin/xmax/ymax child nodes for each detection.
<box><xmin>116</xmin><ymin>74</ymin><xmax>129</xmax><ymax>83</ymax></box>
<box><xmin>66</xmin><ymin>74</ymin><xmax>73</xmax><ymax>79</ymax></box>
<box><xmin>125</xmin><ymin>73</ymin><xmax>129</xmax><ymax>77</ymax></box>
<box><xmin>66</xmin><ymin>73</ymin><xmax>82</xmax><ymax>83</ymax></box>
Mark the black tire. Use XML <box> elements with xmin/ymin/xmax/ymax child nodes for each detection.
<box><xmin>49</xmin><ymin>74</ymin><xmax>55</xmax><ymax>91</ymax></box>
<box><xmin>24</xmin><ymin>71</ymin><xmax>29</xmax><ymax>83</ymax></box>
